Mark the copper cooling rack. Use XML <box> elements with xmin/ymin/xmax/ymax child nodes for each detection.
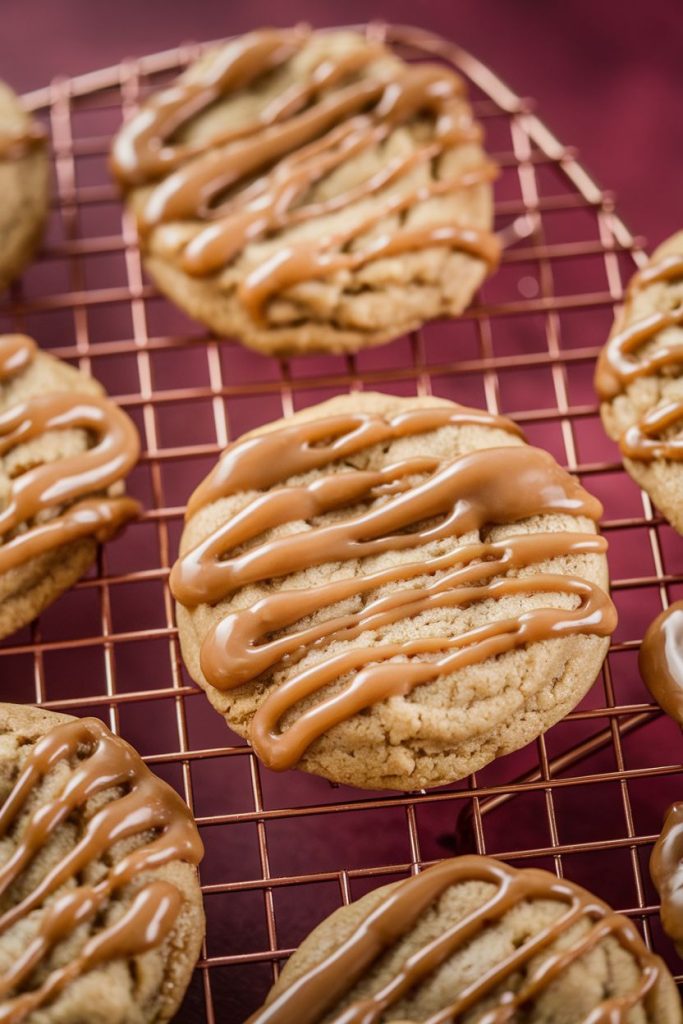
<box><xmin>3</xmin><ymin>22</ymin><xmax>682</xmax><ymax>1022</ymax></box>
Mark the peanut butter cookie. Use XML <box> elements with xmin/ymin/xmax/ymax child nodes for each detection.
<box><xmin>112</xmin><ymin>28</ymin><xmax>498</xmax><ymax>356</ymax></box>
<box><xmin>596</xmin><ymin>231</ymin><xmax>683</xmax><ymax>532</ymax></box>
<box><xmin>0</xmin><ymin>701</ymin><xmax>204</xmax><ymax>1023</ymax></box>
<box><xmin>0</xmin><ymin>82</ymin><xmax>49</xmax><ymax>290</ymax></box>
<box><xmin>652</xmin><ymin>801</ymin><xmax>683</xmax><ymax>958</ymax></box>
<box><xmin>0</xmin><ymin>334</ymin><xmax>140</xmax><ymax>640</ymax></box>
<box><xmin>250</xmin><ymin>855</ymin><xmax>680</xmax><ymax>1023</ymax></box>
<box><xmin>171</xmin><ymin>391</ymin><xmax>615</xmax><ymax>791</ymax></box>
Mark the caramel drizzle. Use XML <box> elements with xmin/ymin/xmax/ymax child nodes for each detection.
<box><xmin>0</xmin><ymin>716</ymin><xmax>203</xmax><ymax>1023</ymax></box>
<box><xmin>639</xmin><ymin>601</ymin><xmax>683</xmax><ymax>727</ymax></box>
<box><xmin>112</xmin><ymin>29</ymin><xmax>499</xmax><ymax>317</ymax></box>
<box><xmin>111</xmin><ymin>28</ymin><xmax>310</xmax><ymax>184</ymax></box>
<box><xmin>0</xmin><ymin>122</ymin><xmax>45</xmax><ymax>160</ymax></box>
<box><xmin>0</xmin><ymin>334</ymin><xmax>36</xmax><ymax>380</ymax></box>
<box><xmin>0</xmin><ymin>334</ymin><xmax>140</xmax><ymax>573</ymax></box>
<box><xmin>170</xmin><ymin>408</ymin><xmax>616</xmax><ymax>771</ymax></box>
<box><xmin>249</xmin><ymin>856</ymin><xmax>660</xmax><ymax>1023</ymax></box>
<box><xmin>595</xmin><ymin>253</ymin><xmax>683</xmax><ymax>460</ymax></box>
<box><xmin>651</xmin><ymin>803</ymin><xmax>683</xmax><ymax>953</ymax></box>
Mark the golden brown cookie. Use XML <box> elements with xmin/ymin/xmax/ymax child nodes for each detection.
<box><xmin>111</xmin><ymin>27</ymin><xmax>499</xmax><ymax>356</ymax></box>
<box><xmin>0</xmin><ymin>82</ymin><xmax>49</xmax><ymax>290</ymax></box>
<box><xmin>0</xmin><ymin>334</ymin><xmax>140</xmax><ymax>640</ymax></box>
<box><xmin>639</xmin><ymin>601</ymin><xmax>683</xmax><ymax>726</ymax></box>
<box><xmin>652</xmin><ymin>801</ymin><xmax>683</xmax><ymax>960</ymax></box>
<box><xmin>251</xmin><ymin>855</ymin><xmax>680</xmax><ymax>1023</ymax></box>
<box><xmin>0</xmin><ymin>702</ymin><xmax>204</xmax><ymax>1023</ymax></box>
<box><xmin>596</xmin><ymin>231</ymin><xmax>683</xmax><ymax>532</ymax></box>
<box><xmin>170</xmin><ymin>391</ymin><xmax>615</xmax><ymax>791</ymax></box>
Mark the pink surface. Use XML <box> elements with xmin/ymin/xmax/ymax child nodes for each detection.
<box><xmin>0</xmin><ymin>9</ymin><xmax>681</xmax><ymax>1023</ymax></box>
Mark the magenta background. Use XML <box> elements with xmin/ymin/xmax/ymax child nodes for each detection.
<box><xmin>0</xmin><ymin>3</ymin><xmax>682</xmax><ymax>1022</ymax></box>
<box><xmin>4</xmin><ymin>0</ymin><xmax>683</xmax><ymax>250</ymax></box>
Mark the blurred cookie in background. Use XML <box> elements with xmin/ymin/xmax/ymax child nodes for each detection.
<box><xmin>0</xmin><ymin>81</ymin><xmax>49</xmax><ymax>290</ymax></box>
<box><xmin>596</xmin><ymin>231</ymin><xmax>683</xmax><ymax>532</ymax></box>
<box><xmin>0</xmin><ymin>702</ymin><xmax>204</xmax><ymax>1023</ymax></box>
<box><xmin>171</xmin><ymin>391</ymin><xmax>615</xmax><ymax>790</ymax></box>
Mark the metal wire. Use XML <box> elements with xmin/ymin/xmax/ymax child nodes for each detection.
<box><xmin>2</xmin><ymin>23</ymin><xmax>681</xmax><ymax>1021</ymax></box>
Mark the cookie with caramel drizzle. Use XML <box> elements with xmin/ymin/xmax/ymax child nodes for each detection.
<box><xmin>251</xmin><ymin>854</ymin><xmax>680</xmax><ymax>1024</ymax></box>
<box><xmin>595</xmin><ymin>230</ymin><xmax>683</xmax><ymax>533</ymax></box>
<box><xmin>171</xmin><ymin>392</ymin><xmax>615</xmax><ymax>790</ymax></box>
<box><xmin>0</xmin><ymin>81</ymin><xmax>48</xmax><ymax>291</ymax></box>
<box><xmin>112</xmin><ymin>27</ymin><xmax>499</xmax><ymax>355</ymax></box>
<box><xmin>0</xmin><ymin>334</ymin><xmax>140</xmax><ymax>640</ymax></box>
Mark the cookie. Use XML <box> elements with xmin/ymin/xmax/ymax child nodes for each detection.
<box><xmin>651</xmin><ymin>802</ymin><xmax>683</xmax><ymax>956</ymax></box>
<box><xmin>250</xmin><ymin>854</ymin><xmax>680</xmax><ymax>1023</ymax></box>
<box><xmin>111</xmin><ymin>27</ymin><xmax>499</xmax><ymax>356</ymax></box>
<box><xmin>639</xmin><ymin>601</ymin><xmax>683</xmax><ymax>726</ymax></box>
<box><xmin>0</xmin><ymin>82</ymin><xmax>49</xmax><ymax>291</ymax></box>
<box><xmin>596</xmin><ymin>231</ymin><xmax>683</xmax><ymax>532</ymax></box>
<box><xmin>170</xmin><ymin>391</ymin><xmax>615</xmax><ymax>791</ymax></box>
<box><xmin>0</xmin><ymin>334</ymin><xmax>140</xmax><ymax>640</ymax></box>
<box><xmin>0</xmin><ymin>702</ymin><xmax>204</xmax><ymax>1023</ymax></box>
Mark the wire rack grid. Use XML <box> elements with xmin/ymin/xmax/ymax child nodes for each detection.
<box><xmin>2</xmin><ymin>22</ymin><xmax>681</xmax><ymax>1022</ymax></box>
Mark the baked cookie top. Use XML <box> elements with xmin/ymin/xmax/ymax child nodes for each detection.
<box><xmin>112</xmin><ymin>28</ymin><xmax>499</xmax><ymax>355</ymax></box>
<box><xmin>0</xmin><ymin>82</ymin><xmax>49</xmax><ymax>290</ymax></box>
<box><xmin>0</xmin><ymin>702</ymin><xmax>204</xmax><ymax>1023</ymax></box>
<box><xmin>596</xmin><ymin>231</ymin><xmax>683</xmax><ymax>532</ymax></box>
<box><xmin>171</xmin><ymin>391</ymin><xmax>615</xmax><ymax>790</ymax></box>
<box><xmin>251</xmin><ymin>855</ymin><xmax>680</xmax><ymax>1023</ymax></box>
<box><xmin>0</xmin><ymin>334</ymin><xmax>140</xmax><ymax>639</ymax></box>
